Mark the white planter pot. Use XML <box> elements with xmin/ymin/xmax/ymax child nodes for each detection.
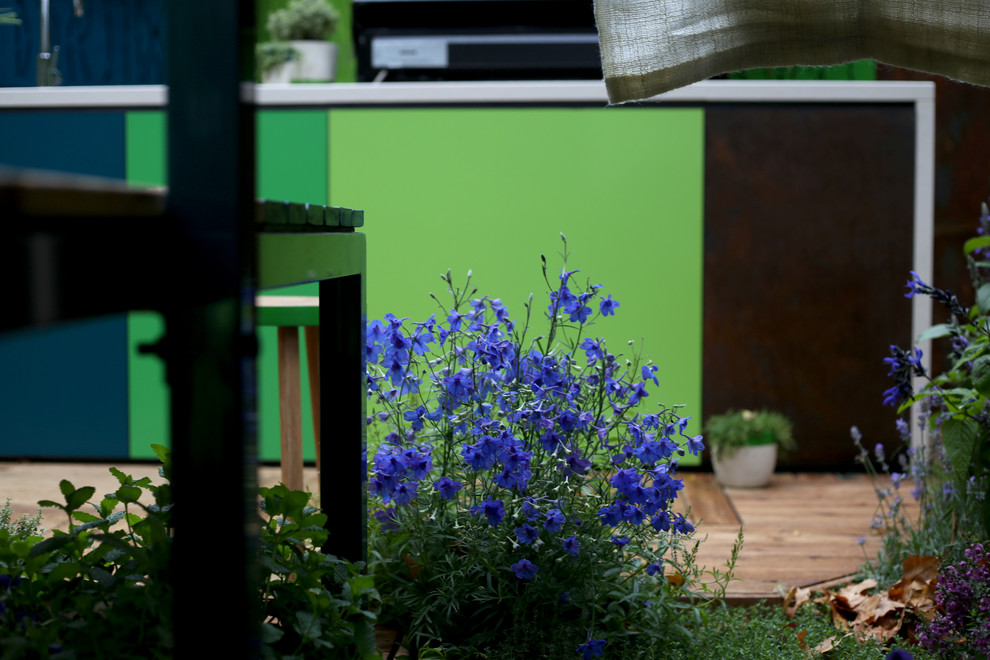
<box><xmin>289</xmin><ymin>40</ymin><xmax>338</xmax><ymax>82</ymax></box>
<box><xmin>711</xmin><ymin>443</ymin><xmax>777</xmax><ymax>488</ymax></box>
<box><xmin>262</xmin><ymin>60</ymin><xmax>293</xmax><ymax>84</ymax></box>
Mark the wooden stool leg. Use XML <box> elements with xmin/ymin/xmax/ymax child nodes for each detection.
<box><xmin>277</xmin><ymin>326</ymin><xmax>304</xmax><ymax>492</ymax></box>
<box><xmin>304</xmin><ymin>325</ymin><xmax>321</xmax><ymax>475</ymax></box>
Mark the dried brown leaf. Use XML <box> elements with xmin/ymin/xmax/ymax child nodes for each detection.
<box><xmin>784</xmin><ymin>586</ymin><xmax>812</xmax><ymax>618</ymax></box>
<box><xmin>836</xmin><ymin>578</ymin><xmax>877</xmax><ymax>609</ymax></box>
<box><xmin>812</xmin><ymin>635</ymin><xmax>837</xmax><ymax>654</ymax></box>
<box><xmin>828</xmin><ymin>594</ymin><xmax>857</xmax><ymax>629</ymax></box>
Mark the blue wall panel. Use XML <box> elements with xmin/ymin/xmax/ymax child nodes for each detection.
<box><xmin>0</xmin><ymin>111</ymin><xmax>125</xmax><ymax>177</ymax></box>
<box><xmin>0</xmin><ymin>319</ymin><xmax>128</xmax><ymax>458</ymax></box>
<box><xmin>0</xmin><ymin>111</ymin><xmax>128</xmax><ymax>458</ymax></box>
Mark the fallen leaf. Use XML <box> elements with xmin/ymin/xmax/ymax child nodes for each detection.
<box><xmin>784</xmin><ymin>586</ymin><xmax>811</xmax><ymax>618</ymax></box>
<box><xmin>828</xmin><ymin>594</ymin><xmax>858</xmax><ymax>629</ymax></box>
<box><xmin>812</xmin><ymin>635</ymin><xmax>837</xmax><ymax>654</ymax></box>
<box><xmin>836</xmin><ymin>578</ymin><xmax>877</xmax><ymax>610</ymax></box>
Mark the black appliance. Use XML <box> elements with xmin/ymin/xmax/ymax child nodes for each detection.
<box><xmin>353</xmin><ymin>0</ymin><xmax>602</xmax><ymax>82</ymax></box>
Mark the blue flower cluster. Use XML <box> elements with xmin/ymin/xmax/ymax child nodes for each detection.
<box><xmin>365</xmin><ymin>250</ymin><xmax>706</xmax><ymax>655</ymax></box>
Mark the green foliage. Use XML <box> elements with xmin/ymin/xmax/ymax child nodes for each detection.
<box><xmin>703</xmin><ymin>409</ymin><xmax>796</xmax><ymax>458</ymax></box>
<box><xmin>0</xmin><ymin>444</ymin><xmax>175</xmax><ymax>657</ymax></box>
<box><xmin>0</xmin><ymin>446</ymin><xmax>378</xmax><ymax>659</ymax></box>
<box><xmin>662</xmin><ymin>600</ymin><xmax>939</xmax><ymax>659</ymax></box>
<box><xmin>0</xmin><ymin>500</ymin><xmax>44</xmax><ymax>542</ymax></box>
<box><xmin>853</xmin><ymin>200</ymin><xmax>990</xmax><ymax>589</ymax></box>
<box><xmin>258</xmin><ymin>484</ymin><xmax>382</xmax><ymax>659</ymax></box>
<box><xmin>888</xmin><ymin>202</ymin><xmax>990</xmax><ymax>543</ymax></box>
<box><xmin>266</xmin><ymin>0</ymin><xmax>339</xmax><ymax>41</ymax></box>
<box><xmin>256</xmin><ymin>41</ymin><xmax>299</xmax><ymax>79</ymax></box>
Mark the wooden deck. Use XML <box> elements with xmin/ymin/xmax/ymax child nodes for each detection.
<box><xmin>1</xmin><ymin>463</ymin><xmax>905</xmax><ymax>603</ymax></box>
<box><xmin>676</xmin><ymin>471</ymin><xmax>917</xmax><ymax>603</ymax></box>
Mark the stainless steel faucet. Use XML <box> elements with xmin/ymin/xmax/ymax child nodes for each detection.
<box><xmin>37</xmin><ymin>0</ymin><xmax>84</xmax><ymax>86</ymax></box>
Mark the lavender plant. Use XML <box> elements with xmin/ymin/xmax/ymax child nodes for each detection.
<box><xmin>918</xmin><ymin>542</ymin><xmax>990</xmax><ymax>658</ymax></box>
<box><xmin>365</xmin><ymin>238</ymin><xmax>730</xmax><ymax>657</ymax></box>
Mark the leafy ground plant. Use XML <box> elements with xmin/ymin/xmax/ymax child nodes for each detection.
<box><xmin>662</xmin><ymin>599</ymin><xmax>940</xmax><ymax>660</ymax></box>
<box><xmin>0</xmin><ymin>446</ymin><xmax>377</xmax><ymax>659</ymax></box>
<box><xmin>366</xmin><ymin>237</ymin><xmax>735</xmax><ymax>657</ymax></box>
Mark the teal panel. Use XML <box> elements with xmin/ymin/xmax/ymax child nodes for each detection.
<box><xmin>328</xmin><ymin>107</ymin><xmax>705</xmax><ymax>461</ymax></box>
<box><xmin>0</xmin><ymin>111</ymin><xmax>125</xmax><ymax>177</ymax></box>
<box><xmin>0</xmin><ymin>110</ymin><xmax>128</xmax><ymax>459</ymax></box>
<box><xmin>0</xmin><ymin>318</ymin><xmax>128</xmax><ymax>459</ymax></box>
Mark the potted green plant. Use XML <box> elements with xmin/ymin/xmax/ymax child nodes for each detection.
<box><xmin>703</xmin><ymin>409</ymin><xmax>795</xmax><ymax>487</ymax></box>
<box><xmin>262</xmin><ymin>0</ymin><xmax>340</xmax><ymax>83</ymax></box>
<box><xmin>256</xmin><ymin>41</ymin><xmax>298</xmax><ymax>83</ymax></box>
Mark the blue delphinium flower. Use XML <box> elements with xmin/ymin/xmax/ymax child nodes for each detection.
<box><xmin>471</xmin><ymin>498</ymin><xmax>506</xmax><ymax>527</ymax></box>
<box><xmin>544</xmin><ymin>508</ymin><xmax>566</xmax><ymax>533</ymax></box>
<box><xmin>514</xmin><ymin>523</ymin><xmax>540</xmax><ymax>545</ymax></box>
<box><xmin>577</xmin><ymin>634</ymin><xmax>606</xmax><ymax>658</ymax></box>
<box><xmin>365</xmin><ymin>246</ymin><xmax>705</xmax><ymax>654</ymax></box>
<box><xmin>599</xmin><ymin>294</ymin><xmax>619</xmax><ymax>317</ymax></box>
<box><xmin>432</xmin><ymin>476</ymin><xmax>463</xmax><ymax>500</ymax></box>
<box><xmin>510</xmin><ymin>559</ymin><xmax>539</xmax><ymax>580</ymax></box>
<box><xmin>562</xmin><ymin>534</ymin><xmax>581</xmax><ymax>556</ymax></box>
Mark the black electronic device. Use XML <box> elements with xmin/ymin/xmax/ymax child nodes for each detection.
<box><xmin>352</xmin><ymin>0</ymin><xmax>602</xmax><ymax>82</ymax></box>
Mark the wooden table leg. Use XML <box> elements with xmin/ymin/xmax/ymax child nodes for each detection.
<box><xmin>277</xmin><ymin>326</ymin><xmax>303</xmax><ymax>492</ymax></box>
<box><xmin>304</xmin><ymin>325</ymin><xmax>321</xmax><ymax>475</ymax></box>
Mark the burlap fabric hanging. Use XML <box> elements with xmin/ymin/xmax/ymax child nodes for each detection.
<box><xmin>594</xmin><ymin>0</ymin><xmax>990</xmax><ymax>104</ymax></box>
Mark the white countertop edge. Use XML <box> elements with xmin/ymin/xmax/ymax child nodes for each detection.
<box><xmin>0</xmin><ymin>79</ymin><xmax>935</xmax><ymax>109</ymax></box>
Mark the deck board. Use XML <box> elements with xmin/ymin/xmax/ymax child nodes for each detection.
<box><xmin>0</xmin><ymin>464</ymin><xmax>913</xmax><ymax>603</ymax></box>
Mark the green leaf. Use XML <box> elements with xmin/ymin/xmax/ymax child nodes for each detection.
<box><xmin>29</xmin><ymin>535</ymin><xmax>74</xmax><ymax>557</ymax></box>
<box><xmin>916</xmin><ymin>323</ymin><xmax>955</xmax><ymax>343</ymax></box>
<box><xmin>66</xmin><ymin>486</ymin><xmax>96</xmax><ymax>512</ymax></box>
<box><xmin>10</xmin><ymin>540</ymin><xmax>31</xmax><ymax>559</ymax></box>
<box><xmin>88</xmin><ymin>566</ymin><xmax>115</xmax><ymax>587</ymax></box>
<box><xmin>116</xmin><ymin>485</ymin><xmax>142</xmax><ymax>504</ymax></box>
<box><xmin>151</xmin><ymin>443</ymin><xmax>170</xmax><ymax>464</ymax></box>
<box><xmin>260</xmin><ymin>622</ymin><xmax>284</xmax><ymax>644</ymax></box>
<box><xmin>941</xmin><ymin>417</ymin><xmax>978</xmax><ymax>484</ymax></box>
<box><xmin>974</xmin><ymin>356</ymin><xmax>990</xmax><ymax>396</ymax></box>
<box><xmin>72</xmin><ymin>511</ymin><xmax>102</xmax><ymax>524</ymax></box>
<box><xmin>964</xmin><ymin>235</ymin><xmax>990</xmax><ymax>255</ymax></box>
<box><xmin>978</xmin><ymin>283</ymin><xmax>990</xmax><ymax>316</ymax></box>
<box><xmin>59</xmin><ymin>479</ymin><xmax>75</xmax><ymax>499</ymax></box>
<box><xmin>109</xmin><ymin>466</ymin><xmax>129</xmax><ymax>485</ymax></box>
<box><xmin>37</xmin><ymin>499</ymin><xmax>62</xmax><ymax>509</ymax></box>
<box><xmin>47</xmin><ymin>560</ymin><xmax>82</xmax><ymax>581</ymax></box>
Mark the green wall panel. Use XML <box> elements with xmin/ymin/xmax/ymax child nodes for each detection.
<box><xmin>328</xmin><ymin>107</ymin><xmax>705</xmax><ymax>459</ymax></box>
<box><xmin>125</xmin><ymin>109</ymin><xmax>329</xmax><ymax>462</ymax></box>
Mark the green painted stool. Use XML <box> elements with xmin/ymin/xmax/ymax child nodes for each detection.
<box><xmin>256</xmin><ymin>295</ymin><xmax>321</xmax><ymax>492</ymax></box>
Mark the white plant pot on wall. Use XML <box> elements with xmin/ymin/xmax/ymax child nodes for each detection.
<box><xmin>711</xmin><ymin>443</ymin><xmax>777</xmax><ymax>488</ymax></box>
<box><xmin>289</xmin><ymin>40</ymin><xmax>338</xmax><ymax>82</ymax></box>
<box><xmin>262</xmin><ymin>61</ymin><xmax>293</xmax><ymax>84</ymax></box>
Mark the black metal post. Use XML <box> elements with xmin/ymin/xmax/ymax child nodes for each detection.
<box><xmin>319</xmin><ymin>273</ymin><xmax>368</xmax><ymax>563</ymax></box>
<box><xmin>166</xmin><ymin>2</ymin><xmax>259</xmax><ymax>656</ymax></box>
